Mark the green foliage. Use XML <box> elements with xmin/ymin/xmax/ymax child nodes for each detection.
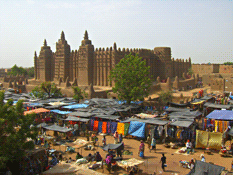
<box><xmin>188</xmin><ymin>68</ymin><xmax>193</xmax><ymax>75</ymax></box>
<box><xmin>109</xmin><ymin>53</ymin><xmax>152</xmax><ymax>104</ymax></box>
<box><xmin>8</xmin><ymin>64</ymin><xmax>27</xmax><ymax>76</ymax></box>
<box><xmin>30</xmin><ymin>82</ymin><xmax>62</xmax><ymax>99</ymax></box>
<box><xmin>26</xmin><ymin>67</ymin><xmax>34</xmax><ymax>78</ymax></box>
<box><xmin>0</xmin><ymin>99</ymin><xmax>38</xmax><ymax>168</ymax></box>
<box><xmin>30</xmin><ymin>86</ymin><xmax>46</xmax><ymax>99</ymax></box>
<box><xmin>158</xmin><ymin>91</ymin><xmax>173</xmax><ymax>105</ymax></box>
<box><xmin>223</xmin><ymin>62</ymin><xmax>233</xmax><ymax>65</ymax></box>
<box><xmin>72</xmin><ymin>86</ymin><xmax>88</xmax><ymax>102</ymax></box>
<box><xmin>0</xmin><ymin>90</ymin><xmax>4</xmax><ymax>107</ymax></box>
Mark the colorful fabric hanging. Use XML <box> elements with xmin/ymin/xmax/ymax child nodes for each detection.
<box><xmin>102</xmin><ymin>122</ymin><xmax>107</xmax><ymax>133</ymax></box>
<box><xmin>107</xmin><ymin>122</ymin><xmax>111</xmax><ymax>134</ymax></box>
<box><xmin>223</xmin><ymin>121</ymin><xmax>228</xmax><ymax>132</ymax></box>
<box><xmin>204</xmin><ymin>119</ymin><xmax>207</xmax><ymax>130</ymax></box>
<box><xmin>215</xmin><ymin>120</ymin><xmax>218</xmax><ymax>132</ymax></box>
<box><xmin>117</xmin><ymin>123</ymin><xmax>124</xmax><ymax>135</ymax></box>
<box><xmin>111</xmin><ymin>122</ymin><xmax>117</xmax><ymax>134</ymax></box>
<box><xmin>90</xmin><ymin>119</ymin><xmax>94</xmax><ymax>131</ymax></box>
<box><xmin>98</xmin><ymin>121</ymin><xmax>103</xmax><ymax>133</ymax></box>
<box><xmin>93</xmin><ymin>120</ymin><xmax>99</xmax><ymax>131</ymax></box>
<box><xmin>219</xmin><ymin>121</ymin><xmax>223</xmax><ymax>133</ymax></box>
<box><xmin>124</xmin><ymin>123</ymin><xmax>130</xmax><ymax>136</ymax></box>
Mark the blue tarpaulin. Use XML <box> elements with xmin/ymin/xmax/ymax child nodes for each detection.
<box><xmin>128</xmin><ymin>121</ymin><xmax>146</xmax><ymax>138</ymax></box>
<box><xmin>50</xmin><ymin>110</ymin><xmax>71</xmax><ymax>115</ymax></box>
<box><xmin>118</xmin><ymin>100</ymin><xmax>143</xmax><ymax>105</ymax></box>
<box><xmin>206</xmin><ymin>110</ymin><xmax>233</xmax><ymax>120</ymax></box>
<box><xmin>62</xmin><ymin>104</ymin><xmax>89</xmax><ymax>109</ymax></box>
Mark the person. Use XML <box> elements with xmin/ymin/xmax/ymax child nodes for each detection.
<box><xmin>76</xmin><ymin>152</ymin><xmax>83</xmax><ymax>160</ymax></box>
<box><xmin>58</xmin><ymin>154</ymin><xmax>63</xmax><ymax>162</ymax></box>
<box><xmin>160</xmin><ymin>154</ymin><xmax>166</xmax><ymax>171</ymax></box>
<box><xmin>119</xmin><ymin>134</ymin><xmax>123</xmax><ymax>143</ymax></box>
<box><xmin>50</xmin><ymin>155</ymin><xmax>58</xmax><ymax>166</ymax></box>
<box><xmin>85</xmin><ymin>131</ymin><xmax>90</xmax><ymax>141</ymax></box>
<box><xmin>117</xmin><ymin>148</ymin><xmax>122</xmax><ymax>158</ymax></box>
<box><xmin>85</xmin><ymin>153</ymin><xmax>94</xmax><ymax>162</ymax></box>
<box><xmin>67</xmin><ymin>157</ymin><xmax>74</xmax><ymax>163</ymax></box>
<box><xmin>200</xmin><ymin>154</ymin><xmax>206</xmax><ymax>162</ymax></box>
<box><xmin>108</xmin><ymin>149</ymin><xmax>115</xmax><ymax>158</ymax></box>
<box><xmin>102</xmin><ymin>135</ymin><xmax>106</xmax><ymax>146</ymax></box>
<box><xmin>92</xmin><ymin>134</ymin><xmax>98</xmax><ymax>146</ymax></box>
<box><xmin>114</xmin><ymin>131</ymin><xmax>119</xmax><ymax>144</ymax></box>
<box><xmin>186</xmin><ymin>140</ymin><xmax>192</xmax><ymax>154</ymax></box>
<box><xmin>139</xmin><ymin>140</ymin><xmax>145</xmax><ymax>158</ymax></box>
<box><xmin>105</xmin><ymin>154</ymin><xmax>113</xmax><ymax>173</ymax></box>
<box><xmin>151</xmin><ymin>137</ymin><xmax>156</xmax><ymax>152</ymax></box>
<box><xmin>188</xmin><ymin>158</ymin><xmax>195</xmax><ymax>169</ymax></box>
<box><xmin>147</xmin><ymin>136</ymin><xmax>151</xmax><ymax>151</ymax></box>
<box><xmin>94</xmin><ymin>152</ymin><xmax>102</xmax><ymax>162</ymax></box>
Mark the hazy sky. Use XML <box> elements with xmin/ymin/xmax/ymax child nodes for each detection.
<box><xmin>0</xmin><ymin>0</ymin><xmax>232</xmax><ymax>68</ymax></box>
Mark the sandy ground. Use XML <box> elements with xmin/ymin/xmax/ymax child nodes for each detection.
<box><xmin>43</xmin><ymin>131</ymin><xmax>233</xmax><ymax>175</ymax></box>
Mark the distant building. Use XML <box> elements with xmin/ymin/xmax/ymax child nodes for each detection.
<box><xmin>34</xmin><ymin>31</ymin><xmax>191</xmax><ymax>86</ymax></box>
<box><xmin>0</xmin><ymin>68</ymin><xmax>10</xmax><ymax>77</ymax></box>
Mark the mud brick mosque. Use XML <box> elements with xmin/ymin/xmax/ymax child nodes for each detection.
<box><xmin>34</xmin><ymin>31</ymin><xmax>191</xmax><ymax>86</ymax></box>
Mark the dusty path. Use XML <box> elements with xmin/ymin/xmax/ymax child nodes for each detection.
<box><xmin>46</xmin><ymin>133</ymin><xmax>232</xmax><ymax>175</ymax></box>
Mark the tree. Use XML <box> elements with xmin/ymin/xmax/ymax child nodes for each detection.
<box><xmin>30</xmin><ymin>82</ymin><xmax>62</xmax><ymax>99</ymax></box>
<box><xmin>109</xmin><ymin>53</ymin><xmax>152</xmax><ymax>104</ymax></box>
<box><xmin>158</xmin><ymin>91</ymin><xmax>173</xmax><ymax>112</ymax></box>
<box><xmin>26</xmin><ymin>67</ymin><xmax>34</xmax><ymax>78</ymax></box>
<box><xmin>188</xmin><ymin>68</ymin><xmax>193</xmax><ymax>75</ymax></box>
<box><xmin>223</xmin><ymin>62</ymin><xmax>233</xmax><ymax>65</ymax></box>
<box><xmin>30</xmin><ymin>85</ymin><xmax>46</xmax><ymax>99</ymax></box>
<box><xmin>8</xmin><ymin>64</ymin><xmax>27</xmax><ymax>76</ymax></box>
<box><xmin>72</xmin><ymin>86</ymin><xmax>88</xmax><ymax>103</ymax></box>
<box><xmin>0</xmin><ymin>91</ymin><xmax>38</xmax><ymax>170</ymax></box>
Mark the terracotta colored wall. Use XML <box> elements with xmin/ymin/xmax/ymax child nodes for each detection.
<box><xmin>219</xmin><ymin>65</ymin><xmax>233</xmax><ymax>74</ymax></box>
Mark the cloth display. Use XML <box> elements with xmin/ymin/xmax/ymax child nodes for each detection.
<box><xmin>98</xmin><ymin>121</ymin><xmax>103</xmax><ymax>133</ymax></box>
<box><xmin>219</xmin><ymin>121</ymin><xmax>223</xmax><ymax>133</ymax></box>
<box><xmin>124</xmin><ymin>123</ymin><xmax>130</xmax><ymax>136</ymax></box>
<box><xmin>90</xmin><ymin>119</ymin><xmax>94</xmax><ymax>131</ymax></box>
<box><xmin>158</xmin><ymin>126</ymin><xmax>163</xmax><ymax>136</ymax></box>
<box><xmin>215</xmin><ymin>121</ymin><xmax>218</xmax><ymax>132</ymax></box>
<box><xmin>111</xmin><ymin>122</ymin><xmax>118</xmax><ymax>134</ymax></box>
<box><xmin>117</xmin><ymin>123</ymin><xmax>125</xmax><ymax>135</ymax></box>
<box><xmin>107</xmin><ymin>122</ymin><xmax>111</xmax><ymax>134</ymax></box>
<box><xmin>102</xmin><ymin>122</ymin><xmax>107</xmax><ymax>133</ymax></box>
<box><xmin>93</xmin><ymin>120</ymin><xmax>99</xmax><ymax>131</ymax></box>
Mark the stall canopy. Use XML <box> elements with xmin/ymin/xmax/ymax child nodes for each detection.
<box><xmin>102</xmin><ymin>143</ymin><xmax>124</xmax><ymax>151</ymax></box>
<box><xmin>191</xmin><ymin>99</ymin><xmax>205</xmax><ymax>105</ymax></box>
<box><xmin>206</xmin><ymin>110</ymin><xmax>233</xmax><ymax>120</ymax></box>
<box><xmin>170</xmin><ymin>120</ymin><xmax>193</xmax><ymax>128</ymax></box>
<box><xmin>68</xmin><ymin>111</ymin><xmax>94</xmax><ymax>118</ymax></box>
<box><xmin>24</xmin><ymin>108</ymin><xmax>50</xmax><ymax>115</ymax></box>
<box><xmin>169</xmin><ymin>111</ymin><xmax>202</xmax><ymax>117</ymax></box>
<box><xmin>43</xmin><ymin>124</ymin><xmax>72</xmax><ymax>133</ymax></box>
<box><xmin>62</xmin><ymin>104</ymin><xmax>89</xmax><ymax>109</ymax></box>
<box><xmin>143</xmin><ymin>119</ymin><xmax>169</xmax><ymax>125</ymax></box>
<box><xmin>187</xmin><ymin>160</ymin><xmax>225</xmax><ymax>175</ymax></box>
<box><xmin>65</xmin><ymin>116</ymin><xmax>90</xmax><ymax>122</ymax></box>
<box><xmin>135</xmin><ymin>113</ymin><xmax>156</xmax><ymax>119</ymax></box>
<box><xmin>167</xmin><ymin>102</ymin><xmax>190</xmax><ymax>108</ymax></box>
<box><xmin>36</xmin><ymin>123</ymin><xmax>48</xmax><ymax>128</ymax></box>
<box><xmin>120</xmin><ymin>118</ymin><xmax>142</xmax><ymax>123</ymax></box>
<box><xmin>50</xmin><ymin>110</ymin><xmax>71</xmax><ymax>115</ymax></box>
<box><xmin>200</xmin><ymin>96</ymin><xmax>214</xmax><ymax>101</ymax></box>
<box><xmin>204</xmin><ymin>102</ymin><xmax>232</xmax><ymax>110</ymax></box>
<box><xmin>165</xmin><ymin>107</ymin><xmax>190</xmax><ymax>113</ymax></box>
<box><xmin>94</xmin><ymin>115</ymin><xmax>121</xmax><ymax>120</ymax></box>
